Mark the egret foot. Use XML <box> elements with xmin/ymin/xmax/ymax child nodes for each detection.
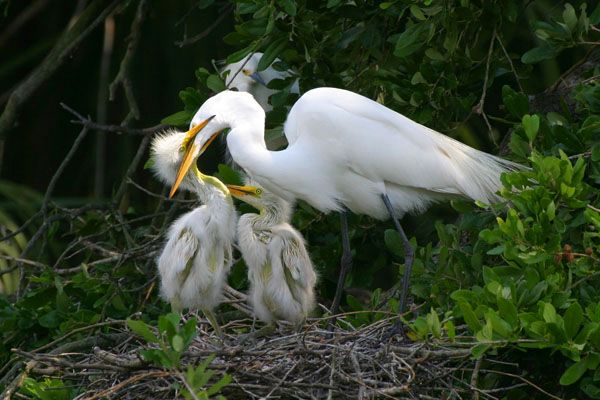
<box><xmin>203</xmin><ymin>309</ymin><xmax>224</xmax><ymax>341</ymax></box>
<box><xmin>330</xmin><ymin>211</ymin><xmax>353</xmax><ymax>316</ymax></box>
<box><xmin>381</xmin><ymin>193</ymin><xmax>414</xmax><ymax>339</ymax></box>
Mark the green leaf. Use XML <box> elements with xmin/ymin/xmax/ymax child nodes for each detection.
<box><xmin>206</xmin><ymin>75</ymin><xmax>226</xmax><ymax>93</ymax></box>
<box><xmin>258</xmin><ymin>37</ymin><xmax>288</xmax><ymax>71</ymax></box>
<box><xmin>144</xmin><ymin>157</ymin><xmax>155</xmax><ymax>170</ymax></box>
<box><xmin>161</xmin><ymin>110</ymin><xmax>193</xmax><ymax>126</ymax></box>
<box><xmin>497</xmin><ymin>297</ymin><xmax>518</xmax><ymax>327</ymax></box>
<box><xmin>560</xmin><ymin>357</ymin><xmax>588</xmax><ymax>385</ymax></box>
<box><xmin>522</xmin><ymin>114</ymin><xmax>540</xmax><ymax>142</ymax></box>
<box><xmin>172</xmin><ymin>334</ymin><xmax>184</xmax><ymax>352</ymax></box>
<box><xmin>218</xmin><ymin>164</ymin><xmax>244</xmax><ymax>186</ymax></box>
<box><xmin>562</xmin><ymin>3</ymin><xmax>577</xmax><ymax>32</ymax></box>
<box><xmin>592</xmin><ymin>143</ymin><xmax>600</xmax><ymax>162</ymax></box>
<box><xmin>39</xmin><ymin>310</ymin><xmax>60</xmax><ymax>328</ymax></box>
<box><xmin>471</xmin><ymin>343</ymin><xmax>490</xmax><ymax>359</ymax></box>
<box><xmin>444</xmin><ymin>320</ymin><xmax>455</xmax><ymax>341</ymax></box>
<box><xmin>459</xmin><ymin>301</ymin><xmax>482</xmax><ymax>333</ymax></box>
<box><xmin>393</xmin><ymin>23</ymin><xmax>427</xmax><ymax>58</ymax></box>
<box><xmin>278</xmin><ymin>0</ymin><xmax>297</xmax><ymax>16</ymax></box>
<box><xmin>127</xmin><ymin>318</ymin><xmax>159</xmax><ymax>343</ymax></box>
<box><xmin>521</xmin><ymin>45</ymin><xmax>559</xmax><ymax>64</ymax></box>
<box><xmin>207</xmin><ymin>374</ymin><xmax>233</xmax><ymax>396</ymax></box>
<box><xmin>502</xmin><ymin>85</ymin><xmax>529</xmax><ymax>119</ymax></box>
<box><xmin>226</xmin><ymin>46</ymin><xmax>253</xmax><ymax>64</ymax></box>
<box><xmin>542</xmin><ymin>302</ymin><xmax>557</xmax><ymax>323</ymax></box>
<box><xmin>426</xmin><ymin>308</ymin><xmax>441</xmax><ymax>338</ymax></box>
<box><xmin>409</xmin><ymin>5</ymin><xmax>426</xmax><ymax>21</ymax></box>
<box><xmin>564</xmin><ymin>302</ymin><xmax>583</xmax><ymax>340</ymax></box>
<box><xmin>384</xmin><ymin>229</ymin><xmax>404</xmax><ymax>257</ymax></box>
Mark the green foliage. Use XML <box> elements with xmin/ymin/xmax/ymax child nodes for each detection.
<box><xmin>21</xmin><ymin>378</ymin><xmax>74</xmax><ymax>400</ymax></box>
<box><xmin>128</xmin><ymin>313</ymin><xmax>197</xmax><ymax>369</ymax></box>
<box><xmin>127</xmin><ymin>313</ymin><xmax>230</xmax><ymax>398</ymax></box>
<box><xmin>521</xmin><ymin>3</ymin><xmax>600</xmax><ymax>64</ymax></box>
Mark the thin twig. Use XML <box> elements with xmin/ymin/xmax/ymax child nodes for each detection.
<box><xmin>474</xmin><ymin>27</ymin><xmax>498</xmax><ymax>146</ymax></box>
<box><xmin>549</xmin><ymin>44</ymin><xmax>599</xmax><ymax>92</ymax></box>
<box><xmin>0</xmin><ymin>0</ymin><xmax>120</xmax><ymax>172</ymax></box>
<box><xmin>175</xmin><ymin>3</ymin><xmax>234</xmax><ymax>47</ymax></box>
<box><xmin>42</xmin><ymin>126</ymin><xmax>89</xmax><ymax>215</ymax></box>
<box><xmin>495</xmin><ymin>34</ymin><xmax>523</xmax><ymax>92</ymax></box>
<box><xmin>480</xmin><ymin>369</ymin><xmax>562</xmax><ymax>400</ymax></box>
<box><xmin>109</xmin><ymin>0</ymin><xmax>149</xmax><ymax>124</ymax></box>
<box><xmin>61</xmin><ymin>103</ymin><xmax>168</xmax><ymax>135</ymax></box>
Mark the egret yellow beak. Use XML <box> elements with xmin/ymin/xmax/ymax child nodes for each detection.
<box><xmin>248</xmin><ymin>71</ymin><xmax>268</xmax><ymax>87</ymax></box>
<box><xmin>169</xmin><ymin>116</ymin><xmax>218</xmax><ymax>198</ymax></box>
<box><xmin>226</xmin><ymin>184</ymin><xmax>263</xmax><ymax>198</ymax></box>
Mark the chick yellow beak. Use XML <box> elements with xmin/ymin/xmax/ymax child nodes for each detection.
<box><xmin>226</xmin><ymin>184</ymin><xmax>263</xmax><ymax>198</ymax></box>
<box><xmin>169</xmin><ymin>116</ymin><xmax>217</xmax><ymax>198</ymax></box>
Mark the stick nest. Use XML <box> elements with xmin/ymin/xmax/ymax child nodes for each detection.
<box><xmin>4</xmin><ymin>289</ymin><xmax>491</xmax><ymax>400</ymax></box>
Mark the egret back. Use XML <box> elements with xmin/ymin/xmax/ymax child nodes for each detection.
<box><xmin>275</xmin><ymin>88</ymin><xmax>522</xmax><ymax>218</ymax></box>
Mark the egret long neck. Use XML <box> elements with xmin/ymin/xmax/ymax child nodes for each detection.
<box><xmin>195</xmin><ymin>169</ymin><xmax>232</xmax><ymax>205</ymax></box>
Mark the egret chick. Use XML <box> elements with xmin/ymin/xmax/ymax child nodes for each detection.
<box><xmin>228</xmin><ymin>181</ymin><xmax>317</xmax><ymax>335</ymax></box>
<box><xmin>221</xmin><ymin>52</ymin><xmax>299</xmax><ymax>111</ymax></box>
<box><xmin>151</xmin><ymin>125</ymin><xmax>237</xmax><ymax>338</ymax></box>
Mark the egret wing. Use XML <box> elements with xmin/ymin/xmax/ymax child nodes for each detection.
<box><xmin>278</xmin><ymin>229</ymin><xmax>314</xmax><ymax>289</ymax></box>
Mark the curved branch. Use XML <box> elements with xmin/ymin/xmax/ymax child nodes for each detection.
<box><xmin>0</xmin><ymin>0</ymin><xmax>120</xmax><ymax>173</ymax></box>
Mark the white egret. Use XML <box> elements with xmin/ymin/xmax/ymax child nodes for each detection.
<box><xmin>169</xmin><ymin>88</ymin><xmax>523</xmax><ymax>334</ymax></box>
<box><xmin>221</xmin><ymin>52</ymin><xmax>299</xmax><ymax>111</ymax></box>
<box><xmin>227</xmin><ymin>180</ymin><xmax>317</xmax><ymax>334</ymax></box>
<box><xmin>150</xmin><ymin>125</ymin><xmax>238</xmax><ymax>338</ymax></box>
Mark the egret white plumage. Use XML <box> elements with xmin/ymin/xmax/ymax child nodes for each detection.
<box><xmin>221</xmin><ymin>52</ymin><xmax>299</xmax><ymax>111</ymax></box>
<box><xmin>151</xmin><ymin>126</ymin><xmax>238</xmax><ymax>338</ymax></box>
<box><xmin>227</xmin><ymin>180</ymin><xmax>317</xmax><ymax>331</ymax></box>
<box><xmin>169</xmin><ymin>87</ymin><xmax>522</xmax><ymax>333</ymax></box>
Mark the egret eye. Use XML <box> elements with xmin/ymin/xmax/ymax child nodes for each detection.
<box><xmin>178</xmin><ymin>146</ymin><xmax>185</xmax><ymax>153</ymax></box>
<box><xmin>255</xmin><ymin>188</ymin><xmax>263</xmax><ymax>195</ymax></box>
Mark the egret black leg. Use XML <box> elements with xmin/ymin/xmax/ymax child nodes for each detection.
<box><xmin>330</xmin><ymin>211</ymin><xmax>353</xmax><ymax>315</ymax></box>
<box><xmin>381</xmin><ymin>193</ymin><xmax>414</xmax><ymax>338</ymax></box>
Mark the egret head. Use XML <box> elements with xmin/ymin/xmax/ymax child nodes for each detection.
<box><xmin>151</xmin><ymin>129</ymin><xmax>207</xmax><ymax>193</ymax></box>
<box><xmin>227</xmin><ymin>184</ymin><xmax>263</xmax><ymax>200</ymax></box>
<box><xmin>169</xmin><ymin>91</ymin><xmax>265</xmax><ymax>198</ymax></box>
<box><xmin>222</xmin><ymin>52</ymin><xmax>268</xmax><ymax>90</ymax></box>
<box><xmin>227</xmin><ymin>180</ymin><xmax>293</xmax><ymax>222</ymax></box>
<box><xmin>168</xmin><ymin>115</ymin><xmax>224</xmax><ymax>198</ymax></box>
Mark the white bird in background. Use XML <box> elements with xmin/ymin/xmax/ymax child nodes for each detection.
<box><xmin>150</xmin><ymin>124</ymin><xmax>238</xmax><ymax>339</ymax></box>
<box><xmin>170</xmin><ymin>87</ymin><xmax>522</xmax><ymax>335</ymax></box>
<box><xmin>221</xmin><ymin>52</ymin><xmax>299</xmax><ymax>112</ymax></box>
<box><xmin>227</xmin><ymin>180</ymin><xmax>317</xmax><ymax>334</ymax></box>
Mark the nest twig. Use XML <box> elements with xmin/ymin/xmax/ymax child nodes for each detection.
<box><xmin>3</xmin><ymin>299</ymin><xmax>547</xmax><ymax>400</ymax></box>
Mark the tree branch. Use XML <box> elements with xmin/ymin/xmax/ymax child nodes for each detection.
<box><xmin>61</xmin><ymin>103</ymin><xmax>168</xmax><ymax>135</ymax></box>
<box><xmin>0</xmin><ymin>0</ymin><xmax>119</xmax><ymax>174</ymax></box>
<box><xmin>109</xmin><ymin>0</ymin><xmax>149</xmax><ymax>125</ymax></box>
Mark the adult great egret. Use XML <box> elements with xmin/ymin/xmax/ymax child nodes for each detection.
<box><xmin>170</xmin><ymin>88</ymin><xmax>522</xmax><ymax>330</ymax></box>
<box><xmin>221</xmin><ymin>52</ymin><xmax>299</xmax><ymax>112</ymax></box>
<box><xmin>227</xmin><ymin>180</ymin><xmax>317</xmax><ymax>332</ymax></box>
<box><xmin>150</xmin><ymin>127</ymin><xmax>238</xmax><ymax>338</ymax></box>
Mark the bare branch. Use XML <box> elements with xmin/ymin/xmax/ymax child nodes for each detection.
<box><xmin>0</xmin><ymin>0</ymin><xmax>120</xmax><ymax>173</ymax></box>
<box><xmin>109</xmin><ymin>0</ymin><xmax>149</xmax><ymax>124</ymax></box>
<box><xmin>175</xmin><ymin>4</ymin><xmax>234</xmax><ymax>47</ymax></box>
<box><xmin>61</xmin><ymin>103</ymin><xmax>169</xmax><ymax>135</ymax></box>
